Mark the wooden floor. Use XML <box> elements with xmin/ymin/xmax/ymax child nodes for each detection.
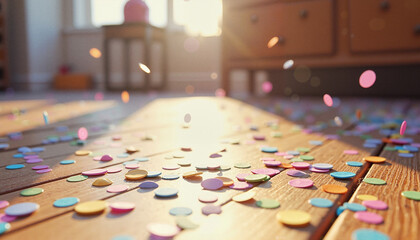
<box><xmin>0</xmin><ymin>95</ymin><xmax>418</xmax><ymax>240</ymax></box>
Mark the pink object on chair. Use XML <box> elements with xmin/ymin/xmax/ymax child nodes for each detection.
<box><xmin>124</xmin><ymin>0</ymin><xmax>149</xmax><ymax>23</ymax></box>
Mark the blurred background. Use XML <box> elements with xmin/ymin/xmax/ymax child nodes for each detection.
<box><xmin>1</xmin><ymin>0</ymin><xmax>420</xmax><ymax>97</ymax></box>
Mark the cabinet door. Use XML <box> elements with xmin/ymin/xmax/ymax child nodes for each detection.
<box><xmin>349</xmin><ymin>0</ymin><xmax>420</xmax><ymax>53</ymax></box>
<box><xmin>223</xmin><ymin>0</ymin><xmax>334</xmax><ymax>59</ymax></box>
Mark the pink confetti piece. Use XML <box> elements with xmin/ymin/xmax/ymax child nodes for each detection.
<box><xmin>359</xmin><ymin>70</ymin><xmax>376</xmax><ymax>88</ymax></box>
<box><xmin>78</xmin><ymin>127</ymin><xmax>88</xmax><ymax>141</ymax></box>
<box><xmin>400</xmin><ymin>120</ymin><xmax>407</xmax><ymax>135</ymax></box>
<box><xmin>262</xmin><ymin>81</ymin><xmax>273</xmax><ymax>93</ymax></box>
<box><xmin>323</xmin><ymin>94</ymin><xmax>333</xmax><ymax>107</ymax></box>
<box><xmin>354</xmin><ymin>211</ymin><xmax>384</xmax><ymax>224</ymax></box>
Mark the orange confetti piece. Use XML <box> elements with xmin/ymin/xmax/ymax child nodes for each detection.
<box><xmin>121</xmin><ymin>91</ymin><xmax>130</xmax><ymax>103</ymax></box>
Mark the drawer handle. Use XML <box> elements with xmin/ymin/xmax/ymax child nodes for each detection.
<box><xmin>380</xmin><ymin>1</ymin><xmax>390</xmax><ymax>10</ymax></box>
<box><xmin>414</xmin><ymin>24</ymin><xmax>420</xmax><ymax>35</ymax></box>
<box><xmin>300</xmin><ymin>9</ymin><xmax>308</xmax><ymax>18</ymax></box>
<box><xmin>250</xmin><ymin>15</ymin><xmax>258</xmax><ymax>24</ymax></box>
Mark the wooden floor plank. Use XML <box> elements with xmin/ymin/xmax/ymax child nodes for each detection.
<box><xmin>0</xmin><ymin>100</ymin><xmax>50</xmax><ymax>116</ymax></box>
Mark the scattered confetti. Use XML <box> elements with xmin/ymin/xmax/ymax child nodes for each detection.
<box><xmin>359</xmin><ymin>70</ymin><xmax>376</xmax><ymax>88</ymax></box>
<box><xmin>262</xmin><ymin>81</ymin><xmax>273</xmax><ymax>93</ymax></box>
<box><xmin>343</xmin><ymin>202</ymin><xmax>366</xmax><ymax>212</ymax></box>
<box><xmin>362</xmin><ymin>200</ymin><xmax>388</xmax><ymax>210</ymax></box>
<box><xmin>89</xmin><ymin>48</ymin><xmax>102</xmax><ymax>58</ymax></box>
<box><xmin>138</xmin><ymin>63</ymin><xmax>151</xmax><ymax>74</ymax></box>
<box><xmin>401</xmin><ymin>191</ymin><xmax>420</xmax><ymax>200</ymax></box>
<box><xmin>201</xmin><ymin>178</ymin><xmax>224</xmax><ymax>190</ymax></box>
<box><xmin>154</xmin><ymin>188</ymin><xmax>179</xmax><ymax>198</ymax></box>
<box><xmin>201</xmin><ymin>204</ymin><xmax>222</xmax><ymax>215</ymax></box>
<box><xmin>357</xmin><ymin>194</ymin><xmax>378</xmax><ymax>201</ymax></box>
<box><xmin>107</xmin><ymin>185</ymin><xmax>129</xmax><ymax>193</ymax></box>
<box><xmin>352</xmin><ymin>229</ymin><xmax>389</xmax><ymax>240</ymax></box>
<box><xmin>330</xmin><ymin>171</ymin><xmax>356</xmax><ymax>179</ymax></box>
<box><xmin>363</xmin><ymin>178</ymin><xmax>386</xmax><ymax>185</ymax></box>
<box><xmin>323</xmin><ymin>94</ymin><xmax>333</xmax><ymax>107</ymax></box>
<box><xmin>75</xmin><ymin>200</ymin><xmax>107</xmax><ymax>215</ymax></box>
<box><xmin>276</xmin><ymin>210</ymin><xmax>311</xmax><ymax>227</ymax></box>
<box><xmin>169</xmin><ymin>207</ymin><xmax>192</xmax><ymax>216</ymax></box>
<box><xmin>121</xmin><ymin>91</ymin><xmax>130</xmax><ymax>103</ymax></box>
<box><xmin>283</xmin><ymin>59</ymin><xmax>294</xmax><ymax>69</ymax></box>
<box><xmin>354</xmin><ymin>211</ymin><xmax>384</xmax><ymax>224</ymax></box>
<box><xmin>5</xmin><ymin>202</ymin><xmax>40</xmax><ymax>216</ymax></box>
<box><xmin>78</xmin><ymin>127</ymin><xmax>88</xmax><ymax>141</ymax></box>
<box><xmin>309</xmin><ymin>198</ymin><xmax>333</xmax><ymax>208</ymax></box>
<box><xmin>256</xmin><ymin>199</ymin><xmax>280</xmax><ymax>209</ymax></box>
<box><xmin>400</xmin><ymin>120</ymin><xmax>407</xmax><ymax>135</ymax></box>
<box><xmin>363</xmin><ymin>156</ymin><xmax>386</xmax><ymax>163</ymax></box>
<box><xmin>20</xmin><ymin>188</ymin><xmax>44</xmax><ymax>197</ymax></box>
<box><xmin>109</xmin><ymin>202</ymin><xmax>135</xmax><ymax>214</ymax></box>
<box><xmin>92</xmin><ymin>178</ymin><xmax>113</xmax><ymax>187</ymax></box>
<box><xmin>289</xmin><ymin>179</ymin><xmax>314</xmax><ymax>188</ymax></box>
<box><xmin>321</xmin><ymin>184</ymin><xmax>348</xmax><ymax>194</ymax></box>
<box><xmin>53</xmin><ymin>197</ymin><xmax>80</xmax><ymax>208</ymax></box>
<box><xmin>267</xmin><ymin>36</ymin><xmax>279</xmax><ymax>48</ymax></box>
<box><xmin>147</xmin><ymin>223</ymin><xmax>179</xmax><ymax>238</ymax></box>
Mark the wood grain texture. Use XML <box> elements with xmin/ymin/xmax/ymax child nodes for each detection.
<box><xmin>0</xmin><ymin>100</ymin><xmax>49</xmax><ymax>116</ymax></box>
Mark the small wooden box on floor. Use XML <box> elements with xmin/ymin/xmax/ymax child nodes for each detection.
<box><xmin>54</xmin><ymin>74</ymin><xmax>92</xmax><ymax>90</ymax></box>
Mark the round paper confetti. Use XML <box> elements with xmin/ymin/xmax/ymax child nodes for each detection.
<box><xmin>0</xmin><ymin>222</ymin><xmax>10</xmax><ymax>235</ymax></box>
<box><xmin>363</xmin><ymin>156</ymin><xmax>386</xmax><ymax>163</ymax></box>
<box><xmin>352</xmin><ymin>229</ymin><xmax>389</xmax><ymax>240</ymax></box>
<box><xmin>344</xmin><ymin>202</ymin><xmax>366</xmax><ymax>212</ymax></box>
<box><xmin>139</xmin><ymin>63</ymin><xmax>151</xmax><ymax>74</ymax></box>
<box><xmin>330</xmin><ymin>171</ymin><xmax>356</xmax><ymax>179</ymax></box>
<box><xmin>201</xmin><ymin>178</ymin><xmax>224</xmax><ymax>190</ymax></box>
<box><xmin>107</xmin><ymin>185</ymin><xmax>129</xmax><ymax>193</ymax></box>
<box><xmin>323</xmin><ymin>94</ymin><xmax>333</xmax><ymax>107</ymax></box>
<box><xmin>0</xmin><ymin>201</ymin><xmax>9</xmax><ymax>209</ymax></box>
<box><xmin>291</xmin><ymin>162</ymin><xmax>310</xmax><ymax>169</ymax></box>
<box><xmin>78</xmin><ymin>127</ymin><xmax>88</xmax><ymax>140</ymax></box>
<box><xmin>362</xmin><ymin>200</ymin><xmax>388</xmax><ymax>210</ymax></box>
<box><xmin>67</xmin><ymin>175</ymin><xmax>88</xmax><ymax>182</ymax></box>
<box><xmin>5</xmin><ymin>202</ymin><xmax>40</xmax><ymax>216</ymax></box>
<box><xmin>109</xmin><ymin>202</ymin><xmax>135</xmax><ymax>214</ymax></box>
<box><xmin>321</xmin><ymin>184</ymin><xmax>348</xmax><ymax>194</ymax></box>
<box><xmin>198</xmin><ymin>192</ymin><xmax>218</xmax><ymax>203</ymax></box>
<box><xmin>147</xmin><ymin>223</ymin><xmax>179</xmax><ymax>238</ymax></box>
<box><xmin>354</xmin><ymin>211</ymin><xmax>384</xmax><ymax>224</ymax></box>
<box><xmin>400</xmin><ymin>120</ymin><xmax>407</xmax><ymax>135</ymax></box>
<box><xmin>346</xmin><ymin>161</ymin><xmax>363</xmax><ymax>167</ymax></box>
<box><xmin>184</xmin><ymin>113</ymin><xmax>191</xmax><ymax>123</ymax></box>
<box><xmin>261</xmin><ymin>146</ymin><xmax>278</xmax><ymax>153</ymax></box>
<box><xmin>92</xmin><ymin>178</ymin><xmax>113</xmax><ymax>187</ymax></box>
<box><xmin>313</xmin><ymin>163</ymin><xmax>333</xmax><ymax>170</ymax></box>
<box><xmin>309</xmin><ymin>198</ymin><xmax>333</xmax><ymax>208</ymax></box>
<box><xmin>75</xmin><ymin>150</ymin><xmax>91</xmax><ymax>156</ymax></box>
<box><xmin>175</xmin><ymin>216</ymin><xmax>199</xmax><ymax>230</ymax></box>
<box><xmin>289</xmin><ymin>179</ymin><xmax>314</xmax><ymax>188</ymax></box>
<box><xmin>363</xmin><ymin>178</ymin><xmax>386</xmax><ymax>185</ymax></box>
<box><xmin>169</xmin><ymin>207</ymin><xmax>192</xmax><ymax>216</ymax></box>
<box><xmin>344</xmin><ymin>150</ymin><xmax>359</xmax><ymax>155</ymax></box>
<box><xmin>139</xmin><ymin>181</ymin><xmax>159</xmax><ymax>189</ymax></box>
<box><xmin>245</xmin><ymin>174</ymin><xmax>269</xmax><ymax>183</ymax></box>
<box><xmin>53</xmin><ymin>197</ymin><xmax>80</xmax><ymax>208</ymax></box>
<box><xmin>107</xmin><ymin>166</ymin><xmax>123</xmax><ymax>173</ymax></box>
<box><xmin>60</xmin><ymin>160</ymin><xmax>75</xmax><ymax>165</ymax></box>
<box><xmin>357</xmin><ymin>194</ymin><xmax>378</xmax><ymax>201</ymax></box>
<box><xmin>401</xmin><ymin>191</ymin><xmax>420</xmax><ymax>200</ymax></box>
<box><xmin>6</xmin><ymin>164</ymin><xmax>25</xmax><ymax>170</ymax></box>
<box><xmin>251</xmin><ymin>168</ymin><xmax>280</xmax><ymax>177</ymax></box>
<box><xmin>234</xmin><ymin>162</ymin><xmax>251</xmax><ymax>169</ymax></box>
<box><xmin>155</xmin><ymin>188</ymin><xmax>178</xmax><ymax>198</ymax></box>
<box><xmin>276</xmin><ymin>210</ymin><xmax>311</xmax><ymax>227</ymax></box>
<box><xmin>32</xmin><ymin>165</ymin><xmax>49</xmax><ymax>170</ymax></box>
<box><xmin>359</xmin><ymin>70</ymin><xmax>376</xmax><ymax>88</ymax></box>
<box><xmin>256</xmin><ymin>199</ymin><xmax>280</xmax><ymax>209</ymax></box>
<box><xmin>82</xmin><ymin>169</ymin><xmax>107</xmax><ymax>176</ymax></box>
<box><xmin>215</xmin><ymin>177</ymin><xmax>234</xmax><ymax>186</ymax></box>
<box><xmin>287</xmin><ymin>169</ymin><xmax>308</xmax><ymax>177</ymax></box>
<box><xmin>162</xmin><ymin>174</ymin><xmax>180</xmax><ymax>180</ymax></box>
<box><xmin>229</xmin><ymin>181</ymin><xmax>253</xmax><ymax>190</ymax></box>
<box><xmin>20</xmin><ymin>188</ymin><xmax>44</xmax><ymax>196</ymax></box>
<box><xmin>201</xmin><ymin>204</ymin><xmax>222</xmax><ymax>215</ymax></box>
<box><xmin>182</xmin><ymin>171</ymin><xmax>203</xmax><ymax>178</ymax></box>
<box><xmin>232</xmin><ymin>191</ymin><xmax>256</xmax><ymax>202</ymax></box>
<box><xmin>125</xmin><ymin>169</ymin><xmax>148</xmax><ymax>180</ymax></box>
<box><xmin>36</xmin><ymin>168</ymin><xmax>52</xmax><ymax>174</ymax></box>
<box><xmin>75</xmin><ymin>200</ymin><xmax>107</xmax><ymax>215</ymax></box>
<box><xmin>283</xmin><ymin>59</ymin><xmax>294</xmax><ymax>69</ymax></box>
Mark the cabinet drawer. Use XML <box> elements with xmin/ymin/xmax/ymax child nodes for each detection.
<box><xmin>349</xmin><ymin>0</ymin><xmax>420</xmax><ymax>53</ymax></box>
<box><xmin>223</xmin><ymin>0</ymin><xmax>334</xmax><ymax>59</ymax></box>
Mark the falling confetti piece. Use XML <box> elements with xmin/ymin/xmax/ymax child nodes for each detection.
<box><xmin>43</xmin><ymin>111</ymin><xmax>49</xmax><ymax>125</ymax></box>
<box><xmin>215</xmin><ymin>88</ymin><xmax>226</xmax><ymax>97</ymax></box>
<box><xmin>184</xmin><ymin>113</ymin><xmax>191</xmax><ymax>123</ymax></box>
<box><xmin>356</xmin><ymin>109</ymin><xmax>362</xmax><ymax>120</ymax></box>
<box><xmin>400</xmin><ymin>120</ymin><xmax>407</xmax><ymax>135</ymax></box>
<box><xmin>89</xmin><ymin>48</ymin><xmax>102</xmax><ymax>59</ymax></box>
<box><xmin>262</xmin><ymin>81</ymin><xmax>273</xmax><ymax>93</ymax></box>
<box><xmin>78</xmin><ymin>127</ymin><xmax>88</xmax><ymax>141</ymax></box>
<box><xmin>323</xmin><ymin>94</ymin><xmax>333</xmax><ymax>107</ymax></box>
<box><xmin>94</xmin><ymin>92</ymin><xmax>104</xmax><ymax>101</ymax></box>
<box><xmin>267</xmin><ymin>36</ymin><xmax>279</xmax><ymax>48</ymax></box>
<box><xmin>121</xmin><ymin>91</ymin><xmax>130</xmax><ymax>103</ymax></box>
<box><xmin>334</xmin><ymin>116</ymin><xmax>343</xmax><ymax>126</ymax></box>
<box><xmin>139</xmin><ymin>63</ymin><xmax>151</xmax><ymax>74</ymax></box>
<box><xmin>359</xmin><ymin>70</ymin><xmax>376</xmax><ymax>88</ymax></box>
<box><xmin>283</xmin><ymin>59</ymin><xmax>294</xmax><ymax>69</ymax></box>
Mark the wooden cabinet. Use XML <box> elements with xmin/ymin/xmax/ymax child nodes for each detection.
<box><xmin>222</xmin><ymin>0</ymin><xmax>420</xmax><ymax>95</ymax></box>
<box><xmin>225</xmin><ymin>0</ymin><xmax>333</xmax><ymax>59</ymax></box>
<box><xmin>349</xmin><ymin>0</ymin><xmax>420</xmax><ymax>52</ymax></box>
